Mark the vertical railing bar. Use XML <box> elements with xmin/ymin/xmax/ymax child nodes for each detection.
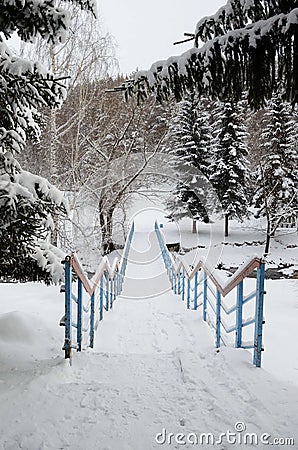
<box><xmin>77</xmin><ymin>279</ymin><xmax>83</xmax><ymax>352</ymax></box>
<box><xmin>194</xmin><ymin>272</ymin><xmax>198</xmax><ymax>310</ymax></box>
<box><xmin>203</xmin><ymin>271</ymin><xmax>208</xmax><ymax>321</ymax></box>
<box><xmin>110</xmin><ymin>277</ymin><xmax>113</xmax><ymax>309</ymax></box>
<box><xmin>187</xmin><ymin>278</ymin><xmax>191</xmax><ymax>309</ymax></box>
<box><xmin>254</xmin><ymin>262</ymin><xmax>265</xmax><ymax>368</ymax></box>
<box><xmin>121</xmin><ymin>270</ymin><xmax>123</xmax><ymax>293</ymax></box>
<box><xmin>89</xmin><ymin>292</ymin><xmax>95</xmax><ymax>348</ymax></box>
<box><xmin>99</xmin><ymin>275</ymin><xmax>104</xmax><ymax>321</ymax></box>
<box><xmin>235</xmin><ymin>281</ymin><xmax>244</xmax><ymax>348</ymax></box>
<box><xmin>63</xmin><ymin>257</ymin><xmax>72</xmax><ymax>359</ymax></box>
<box><xmin>115</xmin><ymin>269</ymin><xmax>119</xmax><ymax>296</ymax></box>
<box><xmin>174</xmin><ymin>271</ymin><xmax>177</xmax><ymax>294</ymax></box>
<box><xmin>178</xmin><ymin>271</ymin><xmax>181</xmax><ymax>294</ymax></box>
<box><xmin>105</xmin><ymin>272</ymin><xmax>109</xmax><ymax>311</ymax></box>
<box><xmin>216</xmin><ymin>289</ymin><xmax>221</xmax><ymax>348</ymax></box>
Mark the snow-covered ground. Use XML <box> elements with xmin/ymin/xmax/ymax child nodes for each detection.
<box><xmin>128</xmin><ymin>195</ymin><xmax>297</xmax><ymax>273</ymax></box>
<box><xmin>0</xmin><ymin>220</ymin><xmax>297</xmax><ymax>449</ymax></box>
<box><xmin>161</xmin><ymin>217</ymin><xmax>298</xmax><ymax>274</ymax></box>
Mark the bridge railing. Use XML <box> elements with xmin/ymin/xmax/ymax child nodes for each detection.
<box><xmin>62</xmin><ymin>222</ymin><xmax>135</xmax><ymax>359</ymax></box>
<box><xmin>155</xmin><ymin>222</ymin><xmax>266</xmax><ymax>368</ymax></box>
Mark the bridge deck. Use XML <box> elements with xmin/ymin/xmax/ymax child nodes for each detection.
<box><xmin>0</xmin><ymin>230</ymin><xmax>297</xmax><ymax>448</ymax></box>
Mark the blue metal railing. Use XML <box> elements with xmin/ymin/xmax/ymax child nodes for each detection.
<box><xmin>155</xmin><ymin>221</ymin><xmax>266</xmax><ymax>368</ymax></box>
<box><xmin>62</xmin><ymin>222</ymin><xmax>135</xmax><ymax>359</ymax></box>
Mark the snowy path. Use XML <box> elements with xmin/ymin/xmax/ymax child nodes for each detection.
<box><xmin>0</xmin><ymin>230</ymin><xmax>298</xmax><ymax>449</ymax></box>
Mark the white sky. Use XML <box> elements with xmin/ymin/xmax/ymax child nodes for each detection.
<box><xmin>98</xmin><ymin>0</ymin><xmax>225</xmax><ymax>75</ymax></box>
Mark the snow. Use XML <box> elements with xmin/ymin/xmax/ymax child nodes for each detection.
<box><xmin>280</xmin><ymin>266</ymin><xmax>298</xmax><ymax>277</ymax></box>
<box><xmin>19</xmin><ymin>170</ymin><xmax>68</xmax><ymax>210</ymax></box>
<box><xmin>0</xmin><ymin>311</ymin><xmax>36</xmax><ymax>344</ymax></box>
<box><xmin>125</xmin><ymin>5</ymin><xmax>298</xmax><ymax>108</ymax></box>
<box><xmin>175</xmin><ymin>216</ymin><xmax>298</xmax><ymax>273</ymax></box>
<box><xmin>0</xmin><ymin>151</ymin><xmax>69</xmax><ymax>283</ymax></box>
<box><xmin>33</xmin><ymin>242</ymin><xmax>66</xmax><ymax>284</ymax></box>
<box><xmin>0</xmin><ymin>0</ymin><xmax>99</xmax><ymax>156</ymax></box>
<box><xmin>0</xmin><ymin>222</ymin><xmax>297</xmax><ymax>449</ymax></box>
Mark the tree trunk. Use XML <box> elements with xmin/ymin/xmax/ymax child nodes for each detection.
<box><xmin>102</xmin><ymin>238</ymin><xmax>115</xmax><ymax>255</ymax></box>
<box><xmin>224</xmin><ymin>214</ymin><xmax>229</xmax><ymax>237</ymax></box>
<box><xmin>49</xmin><ymin>106</ymin><xmax>59</xmax><ymax>246</ymax></box>
<box><xmin>49</xmin><ymin>44</ymin><xmax>59</xmax><ymax>246</ymax></box>
<box><xmin>100</xmin><ymin>207</ymin><xmax>116</xmax><ymax>255</ymax></box>
<box><xmin>51</xmin><ymin>213</ymin><xmax>59</xmax><ymax>246</ymax></box>
<box><xmin>192</xmin><ymin>219</ymin><xmax>197</xmax><ymax>234</ymax></box>
<box><xmin>264</xmin><ymin>233</ymin><xmax>271</xmax><ymax>256</ymax></box>
<box><xmin>264</xmin><ymin>218</ymin><xmax>271</xmax><ymax>256</ymax></box>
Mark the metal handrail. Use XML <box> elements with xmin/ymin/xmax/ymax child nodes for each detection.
<box><xmin>155</xmin><ymin>221</ymin><xmax>266</xmax><ymax>368</ymax></box>
<box><xmin>62</xmin><ymin>222</ymin><xmax>135</xmax><ymax>359</ymax></box>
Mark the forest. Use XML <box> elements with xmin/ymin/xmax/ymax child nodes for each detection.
<box><xmin>0</xmin><ymin>0</ymin><xmax>297</xmax><ymax>283</ymax></box>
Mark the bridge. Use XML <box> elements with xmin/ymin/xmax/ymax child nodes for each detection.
<box><xmin>62</xmin><ymin>221</ymin><xmax>265</xmax><ymax>367</ymax></box>
<box><xmin>3</xmin><ymin>222</ymin><xmax>298</xmax><ymax>449</ymax></box>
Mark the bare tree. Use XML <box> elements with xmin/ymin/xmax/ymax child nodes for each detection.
<box><xmin>19</xmin><ymin>6</ymin><xmax>117</xmax><ymax>245</ymax></box>
<box><xmin>21</xmin><ymin>6</ymin><xmax>116</xmax><ymax>178</ymax></box>
<box><xmin>68</xmin><ymin>84</ymin><xmax>170</xmax><ymax>254</ymax></box>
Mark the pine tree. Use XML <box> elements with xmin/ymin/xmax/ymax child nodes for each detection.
<box><xmin>253</xmin><ymin>93</ymin><xmax>298</xmax><ymax>254</ymax></box>
<box><xmin>0</xmin><ymin>153</ymin><xmax>67</xmax><ymax>283</ymax></box>
<box><xmin>0</xmin><ymin>0</ymin><xmax>96</xmax><ymax>282</ymax></box>
<box><xmin>209</xmin><ymin>101</ymin><xmax>250</xmax><ymax>236</ymax></box>
<box><xmin>166</xmin><ymin>93</ymin><xmax>213</xmax><ymax>231</ymax></box>
<box><xmin>123</xmin><ymin>1</ymin><xmax>298</xmax><ymax>109</ymax></box>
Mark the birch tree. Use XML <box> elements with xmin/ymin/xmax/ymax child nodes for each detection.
<box><xmin>19</xmin><ymin>7</ymin><xmax>117</xmax><ymax>245</ymax></box>
<box><xmin>0</xmin><ymin>0</ymin><xmax>96</xmax><ymax>282</ymax></box>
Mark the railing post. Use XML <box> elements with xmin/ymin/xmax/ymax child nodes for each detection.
<box><xmin>162</xmin><ymin>249</ymin><xmax>166</xmax><ymax>265</ymax></box>
<box><xmin>187</xmin><ymin>278</ymin><xmax>191</xmax><ymax>309</ymax></box>
<box><xmin>178</xmin><ymin>271</ymin><xmax>181</xmax><ymax>294</ymax></box>
<box><xmin>99</xmin><ymin>275</ymin><xmax>104</xmax><ymax>321</ymax></box>
<box><xmin>168</xmin><ymin>256</ymin><xmax>171</xmax><ymax>276</ymax></box>
<box><xmin>203</xmin><ymin>271</ymin><xmax>207</xmax><ymax>321</ymax></box>
<box><xmin>254</xmin><ymin>261</ymin><xmax>265</xmax><ymax>367</ymax></box>
<box><xmin>110</xmin><ymin>278</ymin><xmax>113</xmax><ymax>309</ymax></box>
<box><xmin>121</xmin><ymin>261</ymin><xmax>125</xmax><ymax>278</ymax></box>
<box><xmin>89</xmin><ymin>292</ymin><xmax>95</xmax><ymax>348</ymax></box>
<box><xmin>235</xmin><ymin>281</ymin><xmax>244</xmax><ymax>348</ymax></box>
<box><xmin>115</xmin><ymin>270</ymin><xmax>119</xmax><ymax>296</ymax></box>
<box><xmin>194</xmin><ymin>272</ymin><xmax>198</xmax><ymax>310</ymax></box>
<box><xmin>182</xmin><ymin>269</ymin><xmax>185</xmax><ymax>301</ymax></box>
<box><xmin>105</xmin><ymin>272</ymin><xmax>109</xmax><ymax>311</ymax></box>
<box><xmin>173</xmin><ymin>271</ymin><xmax>177</xmax><ymax>294</ymax></box>
<box><xmin>63</xmin><ymin>257</ymin><xmax>72</xmax><ymax>359</ymax></box>
<box><xmin>216</xmin><ymin>289</ymin><xmax>221</xmax><ymax>348</ymax></box>
<box><xmin>77</xmin><ymin>279</ymin><xmax>83</xmax><ymax>352</ymax></box>
<box><xmin>120</xmin><ymin>271</ymin><xmax>124</xmax><ymax>294</ymax></box>
<box><xmin>118</xmin><ymin>271</ymin><xmax>121</xmax><ymax>294</ymax></box>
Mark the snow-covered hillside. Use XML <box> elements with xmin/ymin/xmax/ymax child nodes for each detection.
<box><xmin>0</xmin><ymin>224</ymin><xmax>297</xmax><ymax>449</ymax></box>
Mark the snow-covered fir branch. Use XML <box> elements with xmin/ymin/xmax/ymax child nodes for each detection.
<box><xmin>121</xmin><ymin>2</ymin><xmax>298</xmax><ymax>108</ymax></box>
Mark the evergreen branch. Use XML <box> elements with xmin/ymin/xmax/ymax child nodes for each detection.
<box><xmin>120</xmin><ymin>9</ymin><xmax>298</xmax><ymax>108</ymax></box>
